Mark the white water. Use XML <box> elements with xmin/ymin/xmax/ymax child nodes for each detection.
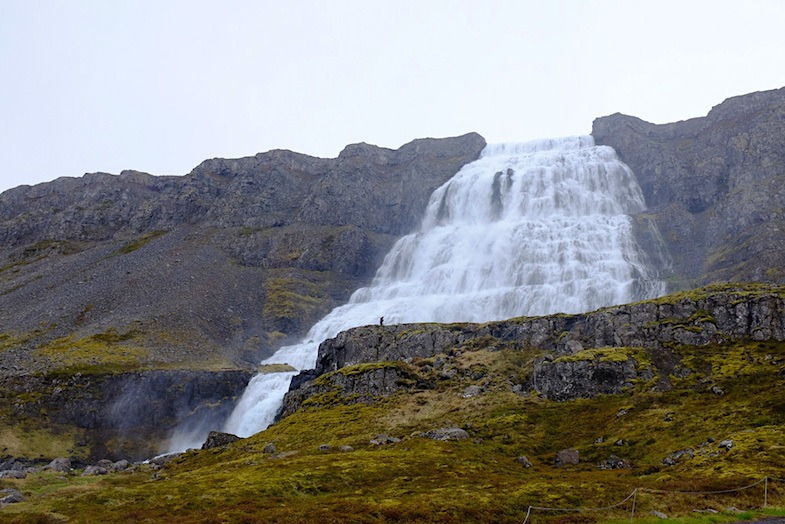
<box><xmin>213</xmin><ymin>136</ymin><xmax>666</xmax><ymax>440</ymax></box>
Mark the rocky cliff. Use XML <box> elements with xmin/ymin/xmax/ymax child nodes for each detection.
<box><xmin>0</xmin><ymin>133</ymin><xmax>485</xmax><ymax>371</ymax></box>
<box><xmin>0</xmin><ymin>369</ymin><xmax>252</xmax><ymax>461</ymax></box>
<box><xmin>283</xmin><ymin>283</ymin><xmax>785</xmax><ymax>412</ymax></box>
<box><xmin>593</xmin><ymin>86</ymin><xmax>785</xmax><ymax>287</ymax></box>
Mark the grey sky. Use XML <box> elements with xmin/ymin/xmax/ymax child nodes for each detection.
<box><xmin>1</xmin><ymin>0</ymin><xmax>783</xmax><ymax>193</ymax></box>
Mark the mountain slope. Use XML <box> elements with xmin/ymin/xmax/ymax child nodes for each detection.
<box><xmin>0</xmin><ymin>134</ymin><xmax>486</xmax><ymax>373</ymax></box>
<box><xmin>593</xmin><ymin>86</ymin><xmax>785</xmax><ymax>288</ymax></box>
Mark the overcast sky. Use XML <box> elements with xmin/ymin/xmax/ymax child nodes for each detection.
<box><xmin>1</xmin><ymin>1</ymin><xmax>783</xmax><ymax>193</ymax></box>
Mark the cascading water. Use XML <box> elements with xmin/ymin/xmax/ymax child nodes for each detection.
<box><xmin>179</xmin><ymin>136</ymin><xmax>666</xmax><ymax>446</ymax></box>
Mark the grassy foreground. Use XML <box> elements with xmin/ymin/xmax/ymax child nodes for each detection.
<box><xmin>2</xmin><ymin>333</ymin><xmax>785</xmax><ymax>523</ymax></box>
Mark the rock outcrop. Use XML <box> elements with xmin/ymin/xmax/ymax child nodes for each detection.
<box><xmin>281</xmin><ymin>363</ymin><xmax>425</xmax><ymax>417</ymax></box>
<box><xmin>1</xmin><ymin>369</ymin><xmax>252</xmax><ymax>461</ymax></box>
<box><xmin>313</xmin><ymin>284</ymin><xmax>785</xmax><ymax>374</ymax></box>
<box><xmin>532</xmin><ymin>350</ymin><xmax>651</xmax><ymax>402</ymax></box>
<box><xmin>281</xmin><ymin>284</ymin><xmax>785</xmax><ymax>411</ymax></box>
<box><xmin>201</xmin><ymin>431</ymin><xmax>241</xmax><ymax>450</ymax></box>
<box><xmin>593</xmin><ymin>86</ymin><xmax>785</xmax><ymax>287</ymax></box>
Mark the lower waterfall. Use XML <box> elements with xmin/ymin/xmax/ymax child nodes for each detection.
<box><xmin>171</xmin><ymin>136</ymin><xmax>667</xmax><ymax>447</ymax></box>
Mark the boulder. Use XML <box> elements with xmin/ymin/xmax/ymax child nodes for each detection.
<box><xmin>201</xmin><ymin>431</ymin><xmax>241</xmax><ymax>450</ymax></box>
<box><xmin>148</xmin><ymin>453</ymin><xmax>178</xmax><ymax>470</ymax></box>
<box><xmin>462</xmin><ymin>385</ymin><xmax>483</xmax><ymax>398</ymax></box>
<box><xmin>597</xmin><ymin>455</ymin><xmax>631</xmax><ymax>470</ymax></box>
<box><xmin>555</xmin><ymin>448</ymin><xmax>579</xmax><ymax>467</ymax></box>
<box><xmin>263</xmin><ymin>442</ymin><xmax>277</xmax><ymax>455</ymax></box>
<box><xmin>534</xmin><ymin>356</ymin><xmax>641</xmax><ymax>402</ymax></box>
<box><xmin>516</xmin><ymin>456</ymin><xmax>532</xmax><ymax>468</ymax></box>
<box><xmin>110</xmin><ymin>459</ymin><xmax>130</xmax><ymax>472</ymax></box>
<box><xmin>424</xmin><ymin>428</ymin><xmax>470</xmax><ymax>441</ymax></box>
<box><xmin>0</xmin><ymin>488</ymin><xmax>24</xmax><ymax>504</ymax></box>
<box><xmin>82</xmin><ymin>465</ymin><xmax>109</xmax><ymax>476</ymax></box>
<box><xmin>370</xmin><ymin>434</ymin><xmax>401</xmax><ymax>445</ymax></box>
<box><xmin>663</xmin><ymin>447</ymin><xmax>694</xmax><ymax>466</ymax></box>
<box><xmin>45</xmin><ymin>457</ymin><xmax>72</xmax><ymax>473</ymax></box>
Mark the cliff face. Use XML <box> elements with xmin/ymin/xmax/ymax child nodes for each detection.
<box><xmin>283</xmin><ymin>284</ymin><xmax>785</xmax><ymax>412</ymax></box>
<box><xmin>0</xmin><ymin>133</ymin><xmax>485</xmax><ymax>370</ymax></box>
<box><xmin>0</xmin><ymin>369</ymin><xmax>252</xmax><ymax>461</ymax></box>
<box><xmin>312</xmin><ymin>285</ymin><xmax>785</xmax><ymax>375</ymax></box>
<box><xmin>593</xmin><ymin>87</ymin><xmax>785</xmax><ymax>287</ymax></box>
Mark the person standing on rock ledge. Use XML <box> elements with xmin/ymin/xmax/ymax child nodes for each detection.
<box><xmin>379</xmin><ymin>317</ymin><xmax>384</xmax><ymax>326</ymax></box>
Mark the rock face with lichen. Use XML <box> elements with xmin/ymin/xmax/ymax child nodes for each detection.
<box><xmin>312</xmin><ymin>284</ymin><xmax>785</xmax><ymax>373</ymax></box>
<box><xmin>281</xmin><ymin>284</ymin><xmax>785</xmax><ymax>412</ymax></box>
<box><xmin>593</xmin><ymin>86</ymin><xmax>785</xmax><ymax>287</ymax></box>
<box><xmin>0</xmin><ymin>369</ymin><xmax>252</xmax><ymax>461</ymax></box>
<box><xmin>281</xmin><ymin>363</ymin><xmax>425</xmax><ymax>418</ymax></box>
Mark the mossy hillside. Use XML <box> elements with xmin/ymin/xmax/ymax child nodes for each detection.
<box><xmin>260</xmin><ymin>269</ymin><xmax>344</xmax><ymax>337</ymax></box>
<box><xmin>0</xmin><ymin>323</ymin><xmax>59</xmax><ymax>354</ymax></box>
<box><xmin>17</xmin><ymin>325</ymin><xmax>234</xmax><ymax>374</ymax></box>
<box><xmin>33</xmin><ymin>329</ymin><xmax>150</xmax><ymax>374</ymax></box>
<box><xmin>257</xmin><ymin>363</ymin><xmax>296</xmax><ymax>374</ymax></box>
<box><xmin>0</xmin><ymin>422</ymin><xmax>88</xmax><ymax>461</ymax></box>
<box><xmin>4</xmin><ymin>283</ymin><xmax>785</xmax><ymax>522</ymax></box>
<box><xmin>0</xmin><ymin>379</ymin><xmax>92</xmax><ymax>462</ymax></box>
<box><xmin>5</xmin><ymin>340</ymin><xmax>784</xmax><ymax>523</ymax></box>
<box><xmin>0</xmin><ymin>239</ymin><xmax>84</xmax><ymax>277</ymax></box>
<box><xmin>114</xmin><ymin>230</ymin><xmax>168</xmax><ymax>255</ymax></box>
<box><xmin>262</xmin><ymin>276</ymin><xmax>322</xmax><ymax>323</ymax></box>
<box><xmin>631</xmin><ymin>282</ymin><xmax>785</xmax><ymax>307</ymax></box>
<box><xmin>552</xmin><ymin>347</ymin><xmax>647</xmax><ymax>365</ymax></box>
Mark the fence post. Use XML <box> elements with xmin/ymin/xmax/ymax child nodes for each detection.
<box><xmin>631</xmin><ymin>488</ymin><xmax>637</xmax><ymax>523</ymax></box>
<box><xmin>764</xmin><ymin>477</ymin><xmax>768</xmax><ymax>508</ymax></box>
<box><xmin>523</xmin><ymin>505</ymin><xmax>532</xmax><ymax>524</ymax></box>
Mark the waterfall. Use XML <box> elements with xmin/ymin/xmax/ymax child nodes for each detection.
<box><xmin>175</xmin><ymin>136</ymin><xmax>666</xmax><ymax>446</ymax></box>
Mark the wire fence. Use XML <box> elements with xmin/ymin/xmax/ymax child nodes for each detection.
<box><xmin>522</xmin><ymin>476</ymin><xmax>785</xmax><ymax>523</ymax></box>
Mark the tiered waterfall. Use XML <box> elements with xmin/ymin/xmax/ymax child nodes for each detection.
<box><xmin>197</xmin><ymin>136</ymin><xmax>666</xmax><ymax>443</ymax></box>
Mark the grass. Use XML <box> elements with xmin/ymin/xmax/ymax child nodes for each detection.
<box><xmin>262</xmin><ymin>277</ymin><xmax>322</xmax><ymax>320</ymax></box>
<box><xmin>0</xmin><ymin>424</ymin><xmax>85</xmax><ymax>460</ymax></box>
<box><xmin>3</xmin><ymin>284</ymin><xmax>785</xmax><ymax>522</ymax></box>
<box><xmin>5</xmin><ymin>336</ymin><xmax>784</xmax><ymax>522</ymax></box>
<box><xmin>33</xmin><ymin>329</ymin><xmax>150</xmax><ymax>373</ymax></box>
<box><xmin>114</xmin><ymin>230</ymin><xmax>167</xmax><ymax>255</ymax></box>
<box><xmin>553</xmin><ymin>347</ymin><xmax>645</xmax><ymax>364</ymax></box>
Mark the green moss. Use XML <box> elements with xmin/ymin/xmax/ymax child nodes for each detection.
<box><xmin>553</xmin><ymin>347</ymin><xmax>643</xmax><ymax>364</ymax></box>
<box><xmin>5</xmin><ymin>345</ymin><xmax>785</xmax><ymax>522</ymax></box>
<box><xmin>0</xmin><ymin>423</ymin><xmax>87</xmax><ymax>460</ymax></box>
<box><xmin>632</xmin><ymin>282</ymin><xmax>785</xmax><ymax>308</ymax></box>
<box><xmin>262</xmin><ymin>275</ymin><xmax>328</xmax><ymax>325</ymax></box>
<box><xmin>239</xmin><ymin>227</ymin><xmax>262</xmax><ymax>236</ymax></box>
<box><xmin>5</xmin><ymin>287</ymin><xmax>785</xmax><ymax>522</ymax></box>
<box><xmin>336</xmin><ymin>361</ymin><xmax>405</xmax><ymax>377</ymax></box>
<box><xmin>34</xmin><ymin>329</ymin><xmax>149</xmax><ymax>373</ymax></box>
<box><xmin>115</xmin><ymin>230</ymin><xmax>167</xmax><ymax>255</ymax></box>
<box><xmin>258</xmin><ymin>363</ymin><xmax>296</xmax><ymax>374</ymax></box>
<box><xmin>0</xmin><ymin>325</ymin><xmax>58</xmax><ymax>352</ymax></box>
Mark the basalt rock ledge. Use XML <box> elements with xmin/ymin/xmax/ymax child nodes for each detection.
<box><xmin>282</xmin><ymin>283</ymin><xmax>785</xmax><ymax>412</ymax></box>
